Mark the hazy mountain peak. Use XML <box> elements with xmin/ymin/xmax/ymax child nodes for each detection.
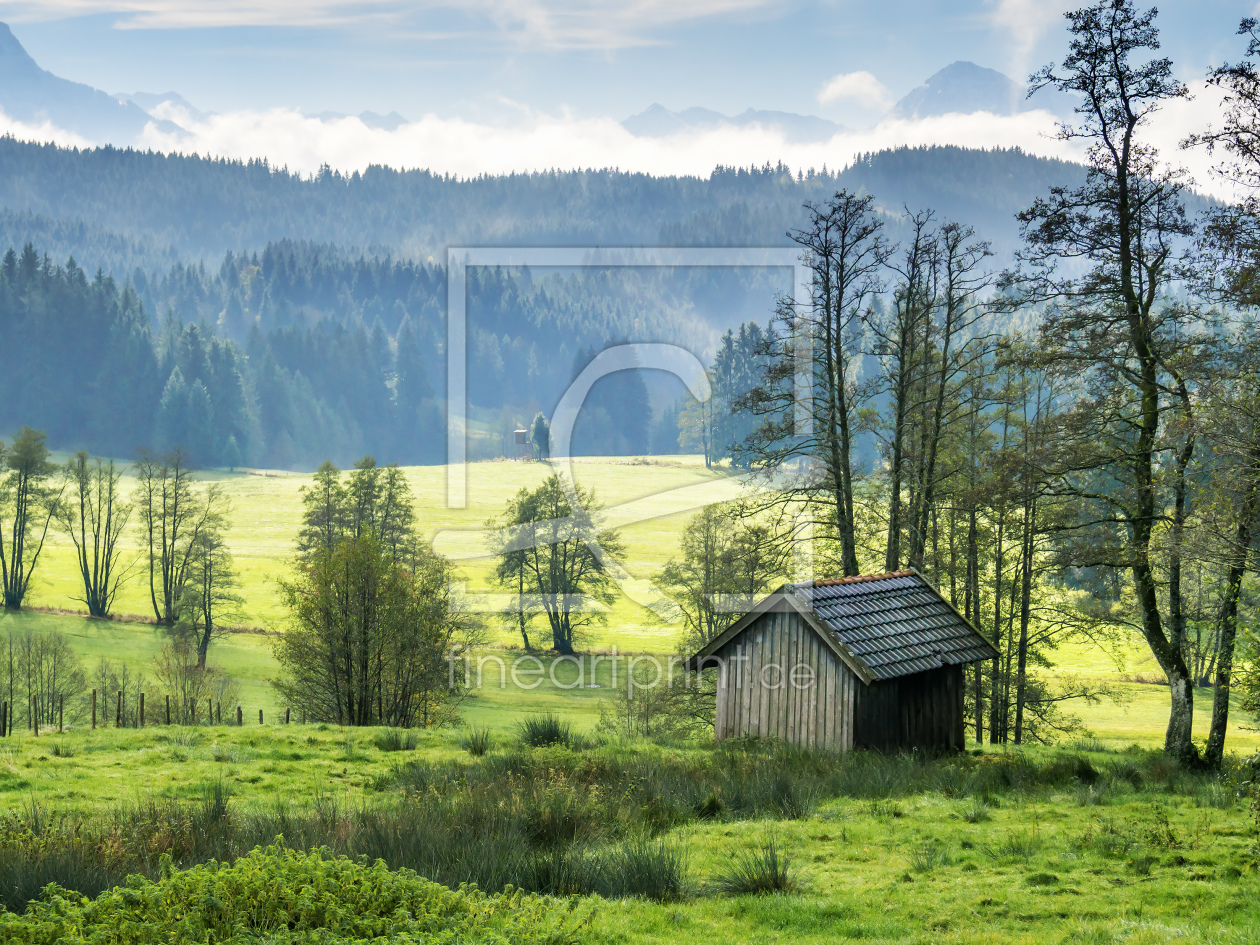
<box><xmin>0</xmin><ymin>21</ymin><xmax>173</xmax><ymax>143</ymax></box>
<box><xmin>623</xmin><ymin>103</ymin><xmax>843</xmax><ymax>143</ymax></box>
<box><xmin>889</xmin><ymin>60</ymin><xmax>1073</xmax><ymax>120</ymax></box>
<box><xmin>889</xmin><ymin>61</ymin><xmax>1023</xmax><ymax>120</ymax></box>
<box><xmin>119</xmin><ymin>91</ymin><xmax>209</xmax><ymax>123</ymax></box>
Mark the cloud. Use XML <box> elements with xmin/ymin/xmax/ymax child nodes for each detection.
<box><xmin>0</xmin><ymin>1</ymin><xmax>775</xmax><ymax>49</ymax></box>
<box><xmin>987</xmin><ymin>0</ymin><xmax>1073</xmax><ymax>79</ymax></box>
<box><xmin>816</xmin><ymin>70</ymin><xmax>893</xmax><ymax>109</ymax></box>
<box><xmin>0</xmin><ymin>108</ymin><xmax>94</xmax><ymax>149</ymax></box>
<box><xmin>119</xmin><ymin>102</ymin><xmax>1090</xmax><ymax>181</ymax></box>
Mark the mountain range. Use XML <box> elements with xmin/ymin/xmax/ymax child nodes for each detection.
<box><xmin>0</xmin><ymin>20</ymin><xmax>1068</xmax><ymax>150</ymax></box>
<box><xmin>621</xmin><ymin>62</ymin><xmax>1074</xmax><ymax>144</ymax></box>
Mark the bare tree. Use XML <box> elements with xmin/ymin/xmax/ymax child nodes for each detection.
<box><xmin>1006</xmin><ymin>0</ymin><xmax>1201</xmax><ymax>763</ymax></box>
<box><xmin>0</xmin><ymin>427</ymin><xmax>65</xmax><ymax>610</ymax></box>
<box><xmin>736</xmin><ymin>190</ymin><xmax>889</xmax><ymax>574</ymax></box>
<box><xmin>59</xmin><ymin>452</ymin><xmax>132</xmax><ymax>618</ymax></box>
<box><xmin>134</xmin><ymin>448</ymin><xmax>226</xmax><ymax>626</ymax></box>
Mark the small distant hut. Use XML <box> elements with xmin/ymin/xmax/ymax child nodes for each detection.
<box><xmin>686</xmin><ymin>570</ymin><xmax>999</xmax><ymax>754</ymax></box>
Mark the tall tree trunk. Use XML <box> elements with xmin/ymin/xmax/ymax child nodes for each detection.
<box><xmin>1204</xmin><ymin>442</ymin><xmax>1260</xmax><ymax>768</ymax></box>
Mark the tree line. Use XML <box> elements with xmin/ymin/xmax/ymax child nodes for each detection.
<box><xmin>648</xmin><ymin>2</ymin><xmax>1260</xmax><ymax>768</ymax></box>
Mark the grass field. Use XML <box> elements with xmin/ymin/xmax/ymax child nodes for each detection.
<box><xmin>27</xmin><ymin>455</ymin><xmax>742</xmax><ymax>650</ymax></box>
<box><xmin>3</xmin><ymin>450</ymin><xmax>1259</xmax><ymax>943</ymax></box>
<box><xmin>0</xmin><ymin>725</ymin><xmax>1255</xmax><ymax>944</ymax></box>
<box><xmin>7</xmin><ymin>454</ymin><xmax>1260</xmax><ymax>755</ymax></box>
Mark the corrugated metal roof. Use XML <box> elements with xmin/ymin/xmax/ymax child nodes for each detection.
<box><xmin>789</xmin><ymin>571</ymin><xmax>998</xmax><ymax>681</ymax></box>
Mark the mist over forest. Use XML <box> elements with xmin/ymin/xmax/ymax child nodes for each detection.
<box><xmin>0</xmin><ymin>137</ymin><xmax>1208</xmax><ymax>470</ymax></box>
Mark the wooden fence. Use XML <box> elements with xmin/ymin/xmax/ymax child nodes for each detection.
<box><xmin>0</xmin><ymin>691</ymin><xmax>301</xmax><ymax>735</ymax></box>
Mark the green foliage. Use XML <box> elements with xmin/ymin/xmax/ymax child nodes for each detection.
<box><xmin>488</xmin><ymin>475</ymin><xmax>624</xmax><ymax>654</ymax></box>
<box><xmin>0</xmin><ymin>843</ymin><xmax>586</xmax><ymax>944</ymax></box>
<box><xmin>274</xmin><ymin>534</ymin><xmax>471</xmax><ymax>727</ymax></box>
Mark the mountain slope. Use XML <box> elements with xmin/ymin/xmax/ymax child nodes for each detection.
<box><xmin>0</xmin><ymin>22</ymin><xmax>177</xmax><ymax>143</ymax></box>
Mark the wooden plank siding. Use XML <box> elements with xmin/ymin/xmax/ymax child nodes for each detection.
<box><xmin>712</xmin><ymin>611</ymin><xmax>855</xmax><ymax>752</ymax></box>
<box><xmin>853</xmin><ymin>665</ymin><xmax>965</xmax><ymax>753</ymax></box>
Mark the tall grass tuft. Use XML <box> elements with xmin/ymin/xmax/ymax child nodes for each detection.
<box><xmin>460</xmin><ymin>726</ymin><xmax>493</xmax><ymax>756</ymax></box>
<box><xmin>518</xmin><ymin>713</ymin><xmax>574</xmax><ymax>749</ymax></box>
<box><xmin>960</xmin><ymin>797</ymin><xmax>991</xmax><ymax>823</ymax></box>
<box><xmin>373</xmin><ymin>729</ymin><xmax>420</xmax><ymax>752</ymax></box>
<box><xmin>711</xmin><ymin>837</ymin><xmax>795</xmax><ymax>895</ymax></box>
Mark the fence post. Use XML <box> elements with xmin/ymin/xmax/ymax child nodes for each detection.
<box><xmin>165</xmin><ymin>695</ymin><xmax>171</xmax><ymax>725</ymax></box>
<box><xmin>258</xmin><ymin>709</ymin><xmax>264</xmax><ymax>725</ymax></box>
<box><xmin>285</xmin><ymin>707</ymin><xmax>290</xmax><ymax>725</ymax></box>
<box><xmin>236</xmin><ymin>705</ymin><xmax>242</xmax><ymax>726</ymax></box>
<box><xmin>91</xmin><ymin>689</ymin><xmax>96</xmax><ymax>729</ymax></box>
<box><xmin>59</xmin><ymin>696</ymin><xmax>63</xmax><ymax>733</ymax></box>
<box><xmin>139</xmin><ymin>693</ymin><xmax>145</xmax><ymax>728</ymax></box>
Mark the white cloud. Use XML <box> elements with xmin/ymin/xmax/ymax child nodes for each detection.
<box><xmin>5</xmin><ymin>81</ymin><xmax>1237</xmax><ymax>204</ymax></box>
<box><xmin>816</xmin><ymin>70</ymin><xmax>893</xmax><ymax>109</ymax></box>
<box><xmin>1</xmin><ymin>1</ymin><xmax>774</xmax><ymax>49</ymax></box>
<box><xmin>0</xmin><ymin>108</ymin><xmax>94</xmax><ymax>149</ymax></box>
<box><xmin>118</xmin><ymin>103</ymin><xmax>1090</xmax><ymax>182</ymax></box>
<box><xmin>987</xmin><ymin>0</ymin><xmax>1073</xmax><ymax>79</ymax></box>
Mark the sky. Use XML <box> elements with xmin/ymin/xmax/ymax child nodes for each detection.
<box><xmin>0</xmin><ymin>1</ymin><xmax>1254</xmax><ymax>188</ymax></box>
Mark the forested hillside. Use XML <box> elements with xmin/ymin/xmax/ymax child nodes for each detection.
<box><xmin>0</xmin><ymin>136</ymin><xmax>1208</xmax><ymax>468</ymax></box>
<box><xmin>0</xmin><ymin>139</ymin><xmax>1099</xmax><ymax>264</ymax></box>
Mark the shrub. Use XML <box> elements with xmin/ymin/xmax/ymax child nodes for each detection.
<box><xmin>461</xmin><ymin>726</ymin><xmax>493</xmax><ymax>756</ymax></box>
<box><xmin>0</xmin><ymin>843</ymin><xmax>586</xmax><ymax>944</ymax></box>
<box><xmin>373</xmin><ymin>729</ymin><xmax>420</xmax><ymax>752</ymax></box>
<box><xmin>711</xmin><ymin>837</ymin><xmax>795</xmax><ymax>895</ymax></box>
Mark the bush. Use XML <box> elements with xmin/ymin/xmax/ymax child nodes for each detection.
<box><xmin>711</xmin><ymin>836</ymin><xmax>795</xmax><ymax>895</ymax></box>
<box><xmin>0</xmin><ymin>843</ymin><xmax>586</xmax><ymax>944</ymax></box>
<box><xmin>373</xmin><ymin>729</ymin><xmax>420</xmax><ymax>752</ymax></box>
<box><xmin>518</xmin><ymin>714</ymin><xmax>574</xmax><ymax>749</ymax></box>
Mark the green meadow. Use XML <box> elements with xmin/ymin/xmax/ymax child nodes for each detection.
<box><xmin>8</xmin><ymin>455</ymin><xmax>1258</xmax><ymax>754</ymax></box>
<box><xmin>0</xmin><ymin>456</ymin><xmax>1257</xmax><ymax>944</ymax></box>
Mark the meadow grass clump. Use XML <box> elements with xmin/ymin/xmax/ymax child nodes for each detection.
<box><xmin>461</xmin><ymin>726</ymin><xmax>493</xmax><ymax>756</ymax></box>
<box><xmin>710</xmin><ymin>836</ymin><xmax>795</xmax><ymax>895</ymax></box>
<box><xmin>373</xmin><ymin>728</ymin><xmax>420</xmax><ymax>752</ymax></box>
<box><xmin>518</xmin><ymin>713</ymin><xmax>574</xmax><ymax>749</ymax></box>
<box><xmin>960</xmin><ymin>796</ymin><xmax>991</xmax><ymax>822</ymax></box>
<box><xmin>984</xmin><ymin>828</ymin><xmax>1042</xmax><ymax>863</ymax></box>
<box><xmin>910</xmin><ymin>838</ymin><xmax>952</xmax><ymax>872</ymax></box>
<box><xmin>594</xmin><ymin>837</ymin><xmax>690</xmax><ymax>901</ymax></box>
<box><xmin>50</xmin><ymin>742</ymin><xmax>75</xmax><ymax>758</ymax></box>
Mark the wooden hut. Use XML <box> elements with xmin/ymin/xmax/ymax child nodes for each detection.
<box><xmin>685</xmin><ymin>570</ymin><xmax>999</xmax><ymax>753</ymax></box>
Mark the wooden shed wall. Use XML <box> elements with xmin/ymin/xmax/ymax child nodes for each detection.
<box><xmin>853</xmin><ymin>664</ymin><xmax>965</xmax><ymax>753</ymax></box>
<box><xmin>712</xmin><ymin>610</ymin><xmax>856</xmax><ymax>752</ymax></box>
